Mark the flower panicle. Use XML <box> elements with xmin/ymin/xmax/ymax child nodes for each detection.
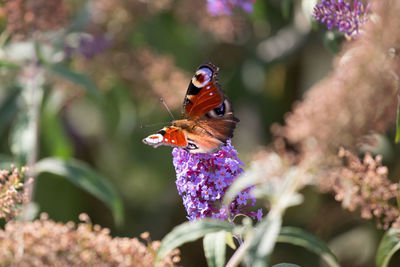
<box><xmin>0</xmin><ymin>166</ymin><xmax>31</xmax><ymax>221</ymax></box>
<box><xmin>0</xmin><ymin>213</ymin><xmax>181</xmax><ymax>266</ymax></box>
<box><xmin>321</xmin><ymin>149</ymin><xmax>400</xmax><ymax>229</ymax></box>
<box><xmin>173</xmin><ymin>140</ymin><xmax>262</xmax><ymax>221</ymax></box>
<box><xmin>312</xmin><ymin>0</ymin><xmax>369</xmax><ymax>39</ymax></box>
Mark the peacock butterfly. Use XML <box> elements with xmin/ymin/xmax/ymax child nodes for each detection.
<box><xmin>142</xmin><ymin>62</ymin><xmax>239</xmax><ymax>154</ymax></box>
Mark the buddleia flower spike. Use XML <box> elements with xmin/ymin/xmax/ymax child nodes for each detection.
<box><xmin>312</xmin><ymin>0</ymin><xmax>370</xmax><ymax>39</ymax></box>
<box><xmin>172</xmin><ymin>140</ymin><xmax>262</xmax><ymax>221</ymax></box>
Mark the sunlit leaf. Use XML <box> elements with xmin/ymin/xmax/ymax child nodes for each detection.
<box><xmin>33</xmin><ymin>157</ymin><xmax>124</xmax><ymax>226</ymax></box>
<box><xmin>277</xmin><ymin>227</ymin><xmax>340</xmax><ymax>267</ymax></box>
<box><xmin>376</xmin><ymin>228</ymin><xmax>400</xmax><ymax>267</ymax></box>
<box><xmin>10</xmin><ymin>67</ymin><xmax>43</xmax><ymax>166</ymax></box>
<box><xmin>156</xmin><ymin>219</ymin><xmax>233</xmax><ymax>263</ymax></box>
<box><xmin>226</xmin><ymin>231</ymin><xmax>236</xmax><ymax>250</ymax></box>
<box><xmin>203</xmin><ymin>230</ymin><xmax>227</xmax><ymax>267</ymax></box>
<box><xmin>247</xmin><ymin>214</ymin><xmax>282</xmax><ymax>267</ymax></box>
<box><xmin>10</xmin><ymin>110</ymin><xmax>37</xmax><ymax>165</ymax></box>
<box><xmin>47</xmin><ymin>63</ymin><xmax>100</xmax><ymax>99</ymax></box>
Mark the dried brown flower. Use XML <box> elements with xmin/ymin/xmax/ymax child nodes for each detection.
<box><xmin>0</xmin><ymin>166</ymin><xmax>30</xmax><ymax>221</ymax></box>
<box><xmin>3</xmin><ymin>0</ymin><xmax>68</xmax><ymax>38</ymax></box>
<box><xmin>276</xmin><ymin>0</ymin><xmax>400</xmax><ymax>157</ymax></box>
<box><xmin>319</xmin><ymin>149</ymin><xmax>400</xmax><ymax>230</ymax></box>
<box><xmin>0</xmin><ymin>213</ymin><xmax>180</xmax><ymax>266</ymax></box>
<box><xmin>75</xmin><ymin>47</ymin><xmax>190</xmax><ymax>110</ymax></box>
<box><xmin>135</xmin><ymin>48</ymin><xmax>191</xmax><ymax>109</ymax></box>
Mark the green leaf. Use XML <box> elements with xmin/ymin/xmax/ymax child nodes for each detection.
<box><xmin>203</xmin><ymin>230</ymin><xmax>227</xmax><ymax>267</ymax></box>
<box><xmin>277</xmin><ymin>227</ymin><xmax>339</xmax><ymax>267</ymax></box>
<box><xmin>41</xmin><ymin>92</ymin><xmax>74</xmax><ymax>158</ymax></box>
<box><xmin>156</xmin><ymin>219</ymin><xmax>234</xmax><ymax>264</ymax></box>
<box><xmin>47</xmin><ymin>63</ymin><xmax>100</xmax><ymax>99</ymax></box>
<box><xmin>323</xmin><ymin>32</ymin><xmax>342</xmax><ymax>54</ymax></box>
<box><xmin>0</xmin><ymin>154</ymin><xmax>16</xmax><ymax>169</ymax></box>
<box><xmin>376</xmin><ymin>228</ymin><xmax>400</xmax><ymax>267</ymax></box>
<box><xmin>396</xmin><ymin>94</ymin><xmax>400</xmax><ymax>143</ymax></box>
<box><xmin>0</xmin><ymin>88</ymin><xmax>20</xmax><ymax>137</ymax></box>
<box><xmin>0</xmin><ymin>60</ymin><xmax>20</xmax><ymax>70</ymax></box>
<box><xmin>226</xmin><ymin>231</ymin><xmax>236</xmax><ymax>250</ymax></box>
<box><xmin>247</xmin><ymin>214</ymin><xmax>282</xmax><ymax>267</ymax></box>
<box><xmin>281</xmin><ymin>0</ymin><xmax>292</xmax><ymax>19</ymax></box>
<box><xmin>33</xmin><ymin>157</ymin><xmax>124</xmax><ymax>226</ymax></box>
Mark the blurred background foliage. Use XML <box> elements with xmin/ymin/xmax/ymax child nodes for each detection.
<box><xmin>1</xmin><ymin>0</ymin><xmax>396</xmax><ymax>266</ymax></box>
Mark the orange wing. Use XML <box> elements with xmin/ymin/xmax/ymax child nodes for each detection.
<box><xmin>183</xmin><ymin>62</ymin><xmax>224</xmax><ymax>119</ymax></box>
<box><xmin>142</xmin><ymin>126</ymin><xmax>187</xmax><ymax>148</ymax></box>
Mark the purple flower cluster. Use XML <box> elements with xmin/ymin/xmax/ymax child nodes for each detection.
<box><xmin>64</xmin><ymin>35</ymin><xmax>111</xmax><ymax>59</ymax></box>
<box><xmin>173</xmin><ymin>140</ymin><xmax>262</xmax><ymax>221</ymax></box>
<box><xmin>312</xmin><ymin>0</ymin><xmax>369</xmax><ymax>38</ymax></box>
<box><xmin>207</xmin><ymin>0</ymin><xmax>256</xmax><ymax>16</ymax></box>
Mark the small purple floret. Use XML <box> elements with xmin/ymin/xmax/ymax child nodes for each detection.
<box><xmin>173</xmin><ymin>140</ymin><xmax>262</xmax><ymax>221</ymax></box>
<box><xmin>256</xmin><ymin>208</ymin><xmax>263</xmax><ymax>221</ymax></box>
<box><xmin>312</xmin><ymin>0</ymin><xmax>369</xmax><ymax>39</ymax></box>
<box><xmin>207</xmin><ymin>0</ymin><xmax>256</xmax><ymax>16</ymax></box>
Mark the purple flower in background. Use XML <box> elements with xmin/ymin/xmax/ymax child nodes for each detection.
<box><xmin>173</xmin><ymin>140</ymin><xmax>262</xmax><ymax>221</ymax></box>
<box><xmin>312</xmin><ymin>0</ymin><xmax>369</xmax><ymax>38</ymax></box>
<box><xmin>207</xmin><ymin>0</ymin><xmax>256</xmax><ymax>16</ymax></box>
<box><xmin>78</xmin><ymin>35</ymin><xmax>111</xmax><ymax>58</ymax></box>
<box><xmin>64</xmin><ymin>34</ymin><xmax>111</xmax><ymax>59</ymax></box>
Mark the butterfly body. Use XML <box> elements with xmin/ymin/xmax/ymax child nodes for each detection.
<box><xmin>143</xmin><ymin>62</ymin><xmax>239</xmax><ymax>154</ymax></box>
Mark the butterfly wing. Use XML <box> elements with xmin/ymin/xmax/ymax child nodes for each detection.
<box><xmin>182</xmin><ymin>62</ymin><xmax>239</xmax><ymax>145</ymax></box>
<box><xmin>143</xmin><ymin>62</ymin><xmax>239</xmax><ymax>154</ymax></box>
<box><xmin>183</xmin><ymin>62</ymin><xmax>224</xmax><ymax>119</ymax></box>
<box><xmin>142</xmin><ymin>126</ymin><xmax>188</xmax><ymax>148</ymax></box>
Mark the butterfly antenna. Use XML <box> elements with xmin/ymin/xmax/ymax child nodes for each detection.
<box><xmin>160</xmin><ymin>98</ymin><xmax>175</xmax><ymax>120</ymax></box>
<box><xmin>139</xmin><ymin>121</ymin><xmax>171</xmax><ymax>129</ymax></box>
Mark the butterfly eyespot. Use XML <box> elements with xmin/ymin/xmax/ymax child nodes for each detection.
<box><xmin>187</xmin><ymin>141</ymin><xmax>198</xmax><ymax>150</ymax></box>
<box><xmin>214</xmin><ymin>103</ymin><xmax>225</xmax><ymax>116</ymax></box>
<box><xmin>192</xmin><ymin>67</ymin><xmax>212</xmax><ymax>88</ymax></box>
<box><xmin>206</xmin><ymin>102</ymin><xmax>226</xmax><ymax>118</ymax></box>
<box><xmin>157</xmin><ymin>129</ymin><xmax>166</xmax><ymax>135</ymax></box>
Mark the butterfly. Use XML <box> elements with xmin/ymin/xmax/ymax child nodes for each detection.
<box><xmin>142</xmin><ymin>62</ymin><xmax>239</xmax><ymax>154</ymax></box>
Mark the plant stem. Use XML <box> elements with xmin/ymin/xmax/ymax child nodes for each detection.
<box><xmin>21</xmin><ymin>61</ymin><xmax>43</xmax><ymax>221</ymax></box>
